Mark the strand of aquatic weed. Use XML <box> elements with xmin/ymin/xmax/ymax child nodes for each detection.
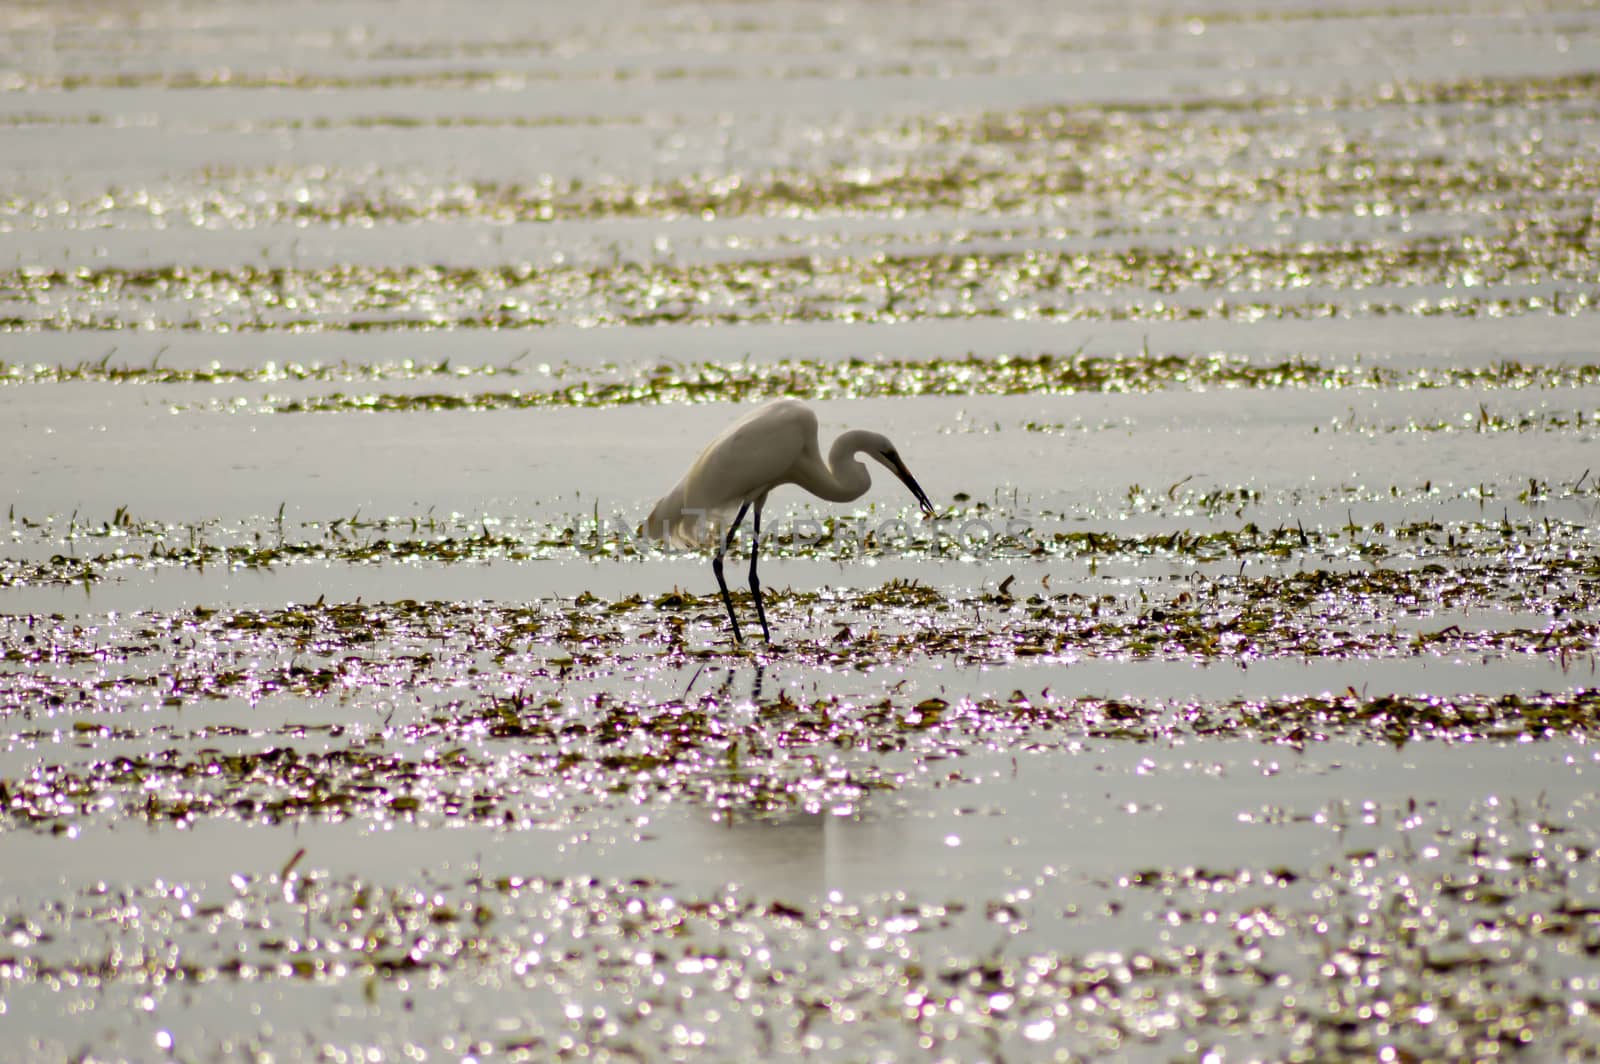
<box><xmin>5</xmin><ymin>560</ymin><xmax>1600</xmax><ymax>717</ymax></box>
<box><xmin>0</xmin><ymin>355</ymin><xmax>520</xmax><ymax>386</ymax></box>
<box><xmin>10</xmin><ymin>351</ymin><xmax>1600</xmax><ymax>400</ymax></box>
<box><xmin>3</xmin><ymin>854</ymin><xmax>1598</xmax><ymax>1060</ymax></box>
<box><xmin>7</xmin><ymin>687</ymin><xmax>1600</xmax><ymax>835</ymax></box>
<box><xmin>5</xmin><ymin>224</ymin><xmax>1597</xmax><ymax>332</ymax></box>
<box><xmin>3</xmin><ymin>509</ymin><xmax>1596</xmax><ymax>590</ymax></box>
<box><xmin>18</xmin><ymin>62</ymin><xmax>1600</xmax><ymax>97</ymax></box>
<box><xmin>845</xmin><ymin>688</ymin><xmax>1600</xmax><ymax>744</ymax></box>
<box><xmin>6</xmin><ymin>610</ymin><xmax>1594</xmax><ymax>700</ymax></box>
<box><xmin>261</xmin><ymin>355</ymin><xmax>1600</xmax><ymax>413</ymax></box>
<box><xmin>11</xmin><ymin>145</ymin><xmax>1594</xmax><ymax>232</ymax></box>
<box><xmin>0</xmin><ymin>708</ymin><xmax>903</xmax><ymax>831</ymax></box>
<box><xmin>13</xmin><ymin>74</ymin><xmax>1599</xmax><ymax>227</ymax></box>
<box><xmin>6</xmin><ymin>350</ymin><xmax>1600</xmax><ymax>412</ymax></box>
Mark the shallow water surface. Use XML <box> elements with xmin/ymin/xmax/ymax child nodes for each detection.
<box><xmin>4</xmin><ymin>0</ymin><xmax>1600</xmax><ymax>1060</ymax></box>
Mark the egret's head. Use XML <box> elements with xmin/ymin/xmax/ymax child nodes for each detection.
<box><xmin>864</xmin><ymin>435</ymin><xmax>936</xmax><ymax>517</ymax></box>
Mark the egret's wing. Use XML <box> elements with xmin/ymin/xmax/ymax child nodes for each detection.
<box><xmin>647</xmin><ymin>400</ymin><xmax>814</xmax><ymax>549</ymax></box>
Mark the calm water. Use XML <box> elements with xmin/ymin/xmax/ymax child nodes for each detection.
<box><xmin>4</xmin><ymin>0</ymin><xmax>1600</xmax><ymax>1059</ymax></box>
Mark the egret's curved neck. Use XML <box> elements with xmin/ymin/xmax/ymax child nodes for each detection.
<box><xmin>796</xmin><ymin>429</ymin><xmax>877</xmax><ymax>503</ymax></box>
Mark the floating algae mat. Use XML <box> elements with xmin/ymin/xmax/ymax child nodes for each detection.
<box><xmin>5</xmin><ymin>231</ymin><xmax>1596</xmax><ymax>330</ymax></box>
<box><xmin>4</xmin><ymin>0</ymin><xmax>1600</xmax><ymax>1059</ymax></box>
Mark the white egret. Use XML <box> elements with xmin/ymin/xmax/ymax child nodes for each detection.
<box><xmin>646</xmin><ymin>398</ymin><xmax>936</xmax><ymax>644</ymax></box>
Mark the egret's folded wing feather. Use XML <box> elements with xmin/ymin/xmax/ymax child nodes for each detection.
<box><xmin>646</xmin><ymin>400</ymin><xmax>816</xmax><ymax>549</ymax></box>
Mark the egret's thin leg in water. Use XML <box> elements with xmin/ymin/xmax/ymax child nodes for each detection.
<box><xmin>644</xmin><ymin>400</ymin><xmax>937</xmax><ymax>641</ymax></box>
<box><xmin>749</xmin><ymin>500</ymin><xmax>770</xmax><ymax>643</ymax></box>
<box><xmin>712</xmin><ymin>502</ymin><xmax>751</xmax><ymax>643</ymax></box>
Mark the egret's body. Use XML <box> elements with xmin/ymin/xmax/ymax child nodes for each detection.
<box><xmin>647</xmin><ymin>398</ymin><xmax>935</xmax><ymax>643</ymax></box>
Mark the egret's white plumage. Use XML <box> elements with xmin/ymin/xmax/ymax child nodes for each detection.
<box><xmin>646</xmin><ymin>398</ymin><xmax>935</xmax><ymax>643</ymax></box>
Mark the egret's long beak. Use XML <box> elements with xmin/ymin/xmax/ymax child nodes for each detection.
<box><xmin>888</xmin><ymin>455</ymin><xmax>937</xmax><ymax>517</ymax></box>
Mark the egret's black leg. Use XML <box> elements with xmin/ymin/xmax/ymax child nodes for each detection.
<box><xmin>712</xmin><ymin>502</ymin><xmax>751</xmax><ymax>644</ymax></box>
<box><xmin>748</xmin><ymin>501</ymin><xmax>771</xmax><ymax>643</ymax></box>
